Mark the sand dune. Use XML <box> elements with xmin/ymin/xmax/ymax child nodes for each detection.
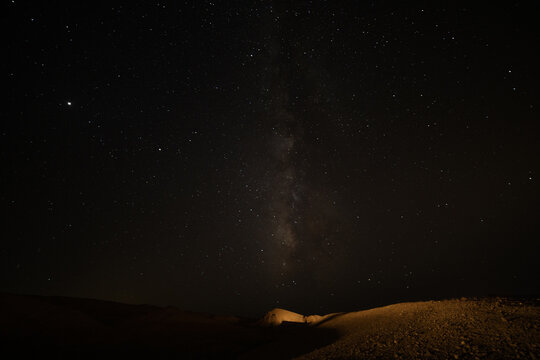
<box><xmin>284</xmin><ymin>298</ymin><xmax>540</xmax><ymax>359</ymax></box>
<box><xmin>1</xmin><ymin>293</ymin><xmax>538</xmax><ymax>359</ymax></box>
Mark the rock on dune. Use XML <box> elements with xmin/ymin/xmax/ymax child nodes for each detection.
<box><xmin>259</xmin><ymin>308</ymin><xmax>326</xmax><ymax>326</ymax></box>
<box><xmin>259</xmin><ymin>308</ymin><xmax>329</xmax><ymax>326</ymax></box>
<box><xmin>259</xmin><ymin>308</ymin><xmax>307</xmax><ymax>326</ymax></box>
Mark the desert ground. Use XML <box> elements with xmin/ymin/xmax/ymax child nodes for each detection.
<box><xmin>1</xmin><ymin>293</ymin><xmax>538</xmax><ymax>359</ymax></box>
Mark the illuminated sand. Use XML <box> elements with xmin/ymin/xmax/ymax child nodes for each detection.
<box><xmin>1</xmin><ymin>293</ymin><xmax>538</xmax><ymax>359</ymax></box>
<box><xmin>254</xmin><ymin>298</ymin><xmax>540</xmax><ymax>359</ymax></box>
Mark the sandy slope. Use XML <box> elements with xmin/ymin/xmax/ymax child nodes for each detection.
<box><xmin>242</xmin><ymin>298</ymin><xmax>540</xmax><ymax>359</ymax></box>
<box><xmin>295</xmin><ymin>298</ymin><xmax>540</xmax><ymax>359</ymax></box>
<box><xmin>1</xmin><ymin>293</ymin><xmax>538</xmax><ymax>359</ymax></box>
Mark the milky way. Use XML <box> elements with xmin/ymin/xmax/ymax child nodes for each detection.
<box><xmin>268</xmin><ymin>110</ymin><xmax>300</xmax><ymax>274</ymax></box>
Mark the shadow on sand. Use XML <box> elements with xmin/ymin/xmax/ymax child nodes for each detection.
<box><xmin>237</xmin><ymin>321</ymin><xmax>341</xmax><ymax>359</ymax></box>
<box><xmin>1</xmin><ymin>320</ymin><xmax>341</xmax><ymax>360</ymax></box>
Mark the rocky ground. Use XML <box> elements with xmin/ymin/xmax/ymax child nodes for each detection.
<box><xmin>1</xmin><ymin>293</ymin><xmax>538</xmax><ymax>359</ymax></box>
<box><xmin>293</xmin><ymin>297</ymin><xmax>540</xmax><ymax>359</ymax></box>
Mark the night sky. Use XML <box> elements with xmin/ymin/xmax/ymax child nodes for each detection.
<box><xmin>3</xmin><ymin>1</ymin><xmax>539</xmax><ymax>317</ymax></box>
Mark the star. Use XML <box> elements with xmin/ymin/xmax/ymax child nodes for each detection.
<box><xmin>67</xmin><ymin>101</ymin><xmax>72</xmax><ymax>106</ymax></box>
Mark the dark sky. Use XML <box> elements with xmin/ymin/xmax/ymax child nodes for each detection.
<box><xmin>3</xmin><ymin>1</ymin><xmax>539</xmax><ymax>317</ymax></box>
